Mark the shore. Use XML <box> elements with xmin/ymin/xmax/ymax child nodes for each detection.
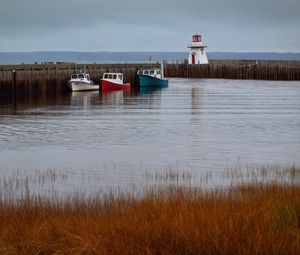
<box><xmin>0</xmin><ymin>166</ymin><xmax>299</xmax><ymax>254</ymax></box>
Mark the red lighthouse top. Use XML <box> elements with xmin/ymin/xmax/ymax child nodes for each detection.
<box><xmin>188</xmin><ymin>34</ymin><xmax>207</xmax><ymax>49</ymax></box>
<box><xmin>192</xmin><ymin>34</ymin><xmax>202</xmax><ymax>42</ymax></box>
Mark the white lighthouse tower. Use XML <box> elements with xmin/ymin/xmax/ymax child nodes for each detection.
<box><xmin>187</xmin><ymin>34</ymin><xmax>208</xmax><ymax>64</ymax></box>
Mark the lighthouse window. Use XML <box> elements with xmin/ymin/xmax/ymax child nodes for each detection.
<box><xmin>193</xmin><ymin>35</ymin><xmax>201</xmax><ymax>42</ymax></box>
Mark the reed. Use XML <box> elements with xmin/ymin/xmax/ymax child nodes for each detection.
<box><xmin>0</xmin><ymin>168</ymin><xmax>299</xmax><ymax>254</ymax></box>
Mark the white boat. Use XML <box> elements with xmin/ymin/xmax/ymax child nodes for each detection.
<box><xmin>67</xmin><ymin>72</ymin><xmax>99</xmax><ymax>91</ymax></box>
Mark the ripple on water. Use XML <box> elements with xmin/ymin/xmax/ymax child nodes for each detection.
<box><xmin>0</xmin><ymin>79</ymin><xmax>299</xmax><ymax>194</ymax></box>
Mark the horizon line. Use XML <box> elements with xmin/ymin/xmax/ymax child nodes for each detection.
<box><xmin>0</xmin><ymin>51</ymin><xmax>300</xmax><ymax>54</ymax></box>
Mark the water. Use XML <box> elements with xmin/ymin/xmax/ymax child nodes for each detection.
<box><xmin>0</xmin><ymin>79</ymin><xmax>300</xmax><ymax>196</ymax></box>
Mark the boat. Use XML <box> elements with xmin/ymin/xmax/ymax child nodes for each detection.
<box><xmin>136</xmin><ymin>67</ymin><xmax>168</xmax><ymax>87</ymax></box>
<box><xmin>67</xmin><ymin>72</ymin><xmax>99</xmax><ymax>91</ymax></box>
<box><xmin>100</xmin><ymin>73</ymin><xmax>130</xmax><ymax>93</ymax></box>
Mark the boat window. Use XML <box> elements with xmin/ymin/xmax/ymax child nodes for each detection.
<box><xmin>138</xmin><ymin>70</ymin><xmax>143</xmax><ymax>75</ymax></box>
<box><xmin>78</xmin><ymin>74</ymin><xmax>84</xmax><ymax>79</ymax></box>
<box><xmin>118</xmin><ymin>74</ymin><xmax>123</xmax><ymax>80</ymax></box>
<box><xmin>87</xmin><ymin>75</ymin><xmax>90</xmax><ymax>81</ymax></box>
<box><xmin>113</xmin><ymin>74</ymin><xmax>117</xmax><ymax>79</ymax></box>
<box><xmin>71</xmin><ymin>74</ymin><xmax>77</xmax><ymax>79</ymax></box>
<box><xmin>104</xmin><ymin>74</ymin><xmax>108</xmax><ymax>79</ymax></box>
<box><xmin>150</xmin><ymin>70</ymin><xmax>155</xmax><ymax>75</ymax></box>
<box><xmin>144</xmin><ymin>70</ymin><xmax>149</xmax><ymax>75</ymax></box>
<box><xmin>108</xmin><ymin>74</ymin><xmax>113</xmax><ymax>79</ymax></box>
<box><xmin>157</xmin><ymin>71</ymin><xmax>161</xmax><ymax>75</ymax></box>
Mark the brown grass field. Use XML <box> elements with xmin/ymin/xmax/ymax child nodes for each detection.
<box><xmin>0</xmin><ymin>167</ymin><xmax>300</xmax><ymax>254</ymax></box>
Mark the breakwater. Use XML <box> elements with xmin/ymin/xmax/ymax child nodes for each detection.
<box><xmin>0</xmin><ymin>63</ymin><xmax>158</xmax><ymax>98</ymax></box>
<box><xmin>165</xmin><ymin>60</ymin><xmax>300</xmax><ymax>80</ymax></box>
<box><xmin>0</xmin><ymin>60</ymin><xmax>300</xmax><ymax>97</ymax></box>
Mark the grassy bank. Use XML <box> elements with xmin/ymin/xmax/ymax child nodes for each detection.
<box><xmin>0</xmin><ymin>168</ymin><xmax>300</xmax><ymax>254</ymax></box>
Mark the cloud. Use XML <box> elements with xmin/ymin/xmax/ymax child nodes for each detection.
<box><xmin>0</xmin><ymin>0</ymin><xmax>299</xmax><ymax>51</ymax></box>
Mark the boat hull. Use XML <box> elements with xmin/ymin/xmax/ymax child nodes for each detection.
<box><xmin>101</xmin><ymin>79</ymin><xmax>130</xmax><ymax>93</ymax></box>
<box><xmin>67</xmin><ymin>82</ymin><xmax>99</xmax><ymax>92</ymax></box>
<box><xmin>137</xmin><ymin>75</ymin><xmax>168</xmax><ymax>87</ymax></box>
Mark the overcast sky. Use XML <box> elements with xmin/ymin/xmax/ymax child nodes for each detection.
<box><xmin>0</xmin><ymin>0</ymin><xmax>299</xmax><ymax>52</ymax></box>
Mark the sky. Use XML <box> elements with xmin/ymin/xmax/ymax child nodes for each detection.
<box><xmin>0</xmin><ymin>0</ymin><xmax>299</xmax><ymax>52</ymax></box>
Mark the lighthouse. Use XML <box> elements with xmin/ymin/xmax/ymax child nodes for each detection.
<box><xmin>187</xmin><ymin>34</ymin><xmax>208</xmax><ymax>64</ymax></box>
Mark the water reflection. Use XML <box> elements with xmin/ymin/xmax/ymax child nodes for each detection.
<box><xmin>191</xmin><ymin>87</ymin><xmax>204</xmax><ymax>116</ymax></box>
<box><xmin>70</xmin><ymin>91</ymin><xmax>100</xmax><ymax>109</ymax></box>
<box><xmin>0</xmin><ymin>78</ymin><xmax>300</xmax><ymax>195</ymax></box>
<box><xmin>0</xmin><ymin>85</ymin><xmax>170</xmax><ymax>114</ymax></box>
<box><xmin>138</xmin><ymin>86</ymin><xmax>168</xmax><ymax>95</ymax></box>
<box><xmin>0</xmin><ymin>93</ymin><xmax>71</xmax><ymax>115</ymax></box>
<box><xmin>99</xmin><ymin>89</ymin><xmax>131</xmax><ymax>106</ymax></box>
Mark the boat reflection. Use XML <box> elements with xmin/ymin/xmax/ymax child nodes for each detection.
<box><xmin>99</xmin><ymin>89</ymin><xmax>131</xmax><ymax>105</ymax></box>
<box><xmin>0</xmin><ymin>84</ymin><xmax>169</xmax><ymax>113</ymax></box>
<box><xmin>131</xmin><ymin>85</ymin><xmax>168</xmax><ymax>96</ymax></box>
<box><xmin>70</xmin><ymin>91</ymin><xmax>100</xmax><ymax>109</ymax></box>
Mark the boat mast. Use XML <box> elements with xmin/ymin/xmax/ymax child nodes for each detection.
<box><xmin>161</xmin><ymin>61</ymin><xmax>164</xmax><ymax>79</ymax></box>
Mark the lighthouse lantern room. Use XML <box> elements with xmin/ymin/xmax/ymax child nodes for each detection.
<box><xmin>187</xmin><ymin>34</ymin><xmax>208</xmax><ymax>64</ymax></box>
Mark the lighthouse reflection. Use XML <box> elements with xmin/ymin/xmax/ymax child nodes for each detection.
<box><xmin>191</xmin><ymin>87</ymin><xmax>203</xmax><ymax>115</ymax></box>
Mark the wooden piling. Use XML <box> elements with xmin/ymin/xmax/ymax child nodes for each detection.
<box><xmin>0</xmin><ymin>61</ymin><xmax>299</xmax><ymax>98</ymax></box>
<box><xmin>164</xmin><ymin>60</ymin><xmax>300</xmax><ymax>81</ymax></box>
<box><xmin>0</xmin><ymin>63</ymin><xmax>158</xmax><ymax>97</ymax></box>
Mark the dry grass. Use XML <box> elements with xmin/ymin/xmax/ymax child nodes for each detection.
<box><xmin>0</xmin><ymin>168</ymin><xmax>300</xmax><ymax>254</ymax></box>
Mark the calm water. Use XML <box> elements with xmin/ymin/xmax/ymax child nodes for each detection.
<box><xmin>0</xmin><ymin>79</ymin><xmax>300</xmax><ymax>195</ymax></box>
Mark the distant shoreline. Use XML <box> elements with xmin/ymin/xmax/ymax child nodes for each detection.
<box><xmin>1</xmin><ymin>51</ymin><xmax>300</xmax><ymax>65</ymax></box>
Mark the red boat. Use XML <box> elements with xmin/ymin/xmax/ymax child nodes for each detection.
<box><xmin>101</xmin><ymin>73</ymin><xmax>130</xmax><ymax>93</ymax></box>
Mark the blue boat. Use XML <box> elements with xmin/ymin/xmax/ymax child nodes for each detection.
<box><xmin>136</xmin><ymin>68</ymin><xmax>168</xmax><ymax>87</ymax></box>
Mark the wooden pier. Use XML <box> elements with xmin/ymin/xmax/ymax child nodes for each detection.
<box><xmin>164</xmin><ymin>60</ymin><xmax>300</xmax><ymax>80</ymax></box>
<box><xmin>0</xmin><ymin>63</ymin><xmax>158</xmax><ymax>98</ymax></box>
<box><xmin>0</xmin><ymin>60</ymin><xmax>299</xmax><ymax>98</ymax></box>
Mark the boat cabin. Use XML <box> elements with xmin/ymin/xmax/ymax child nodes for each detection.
<box><xmin>102</xmin><ymin>73</ymin><xmax>124</xmax><ymax>84</ymax></box>
<box><xmin>137</xmin><ymin>69</ymin><xmax>162</xmax><ymax>79</ymax></box>
<box><xmin>70</xmin><ymin>73</ymin><xmax>91</xmax><ymax>82</ymax></box>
